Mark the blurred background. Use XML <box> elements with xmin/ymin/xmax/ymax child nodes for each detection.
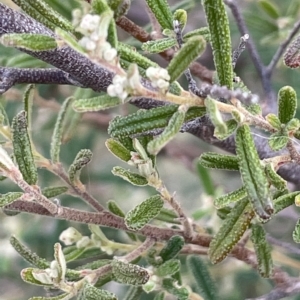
<box><xmin>1</xmin><ymin>0</ymin><xmax>300</xmax><ymax>299</ymax></box>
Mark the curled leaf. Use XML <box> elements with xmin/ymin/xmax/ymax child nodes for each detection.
<box><xmin>112</xmin><ymin>166</ymin><xmax>148</xmax><ymax>186</ymax></box>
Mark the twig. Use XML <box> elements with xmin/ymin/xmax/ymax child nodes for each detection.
<box><xmin>286</xmin><ymin>140</ymin><xmax>300</xmax><ymax>163</ymax></box>
<box><xmin>266</xmin><ymin>19</ymin><xmax>300</xmax><ymax>77</ymax></box>
<box><xmin>267</xmin><ymin>235</ymin><xmax>300</xmax><ymax>255</ymax></box>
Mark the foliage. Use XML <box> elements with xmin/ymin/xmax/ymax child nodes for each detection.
<box><xmin>1</xmin><ymin>0</ymin><xmax>300</xmax><ymax>299</ymax></box>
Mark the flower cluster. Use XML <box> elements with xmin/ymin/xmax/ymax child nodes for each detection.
<box><xmin>107</xmin><ymin>64</ymin><xmax>142</xmax><ymax>101</ymax></box>
<box><xmin>76</xmin><ymin>13</ymin><xmax>117</xmax><ymax>63</ymax></box>
<box><xmin>146</xmin><ymin>66</ymin><xmax>170</xmax><ymax>92</ymax></box>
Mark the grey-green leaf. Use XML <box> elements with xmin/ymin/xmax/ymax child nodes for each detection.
<box><xmin>73</xmin><ymin>96</ymin><xmax>121</xmax><ymax>112</ymax></box>
<box><xmin>12</xmin><ymin>110</ymin><xmax>38</xmax><ymax>185</ymax></box>
<box><xmin>125</xmin><ymin>195</ymin><xmax>164</xmax><ymax>230</ymax></box>
<box><xmin>278</xmin><ymin>86</ymin><xmax>297</xmax><ymax>124</ymax></box>
<box><xmin>112</xmin><ymin>166</ymin><xmax>148</xmax><ymax>186</ymax></box>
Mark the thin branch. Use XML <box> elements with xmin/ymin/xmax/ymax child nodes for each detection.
<box><xmin>267</xmin><ymin>235</ymin><xmax>300</xmax><ymax>255</ymax></box>
<box><xmin>266</xmin><ymin>19</ymin><xmax>300</xmax><ymax>77</ymax></box>
<box><xmin>224</xmin><ymin>0</ymin><xmax>272</xmax><ymax>98</ymax></box>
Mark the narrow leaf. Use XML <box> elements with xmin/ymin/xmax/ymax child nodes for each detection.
<box><xmin>251</xmin><ymin>224</ymin><xmax>274</xmax><ymax>278</ymax></box>
<box><xmin>147</xmin><ymin>105</ymin><xmax>187</xmax><ymax>155</ymax></box>
<box><xmin>1</xmin><ymin>33</ymin><xmax>57</xmax><ymax>51</ymax></box>
<box><xmin>293</xmin><ymin>219</ymin><xmax>300</xmax><ymax>243</ymax></box>
<box><xmin>264</xmin><ymin>163</ymin><xmax>287</xmax><ymax>191</ymax></box>
<box><xmin>145</xmin><ymin>0</ymin><xmax>173</xmax><ymax>29</ymax></box>
<box><xmin>266</xmin><ymin>113</ymin><xmax>281</xmax><ymax>130</ymax></box>
<box><xmin>13</xmin><ymin>0</ymin><xmax>74</xmax><ymax>32</ymax></box>
<box><xmin>214</xmin><ymin>187</ymin><xmax>247</xmax><ymax>209</ymax></box>
<box><xmin>142</xmin><ymin>38</ymin><xmax>177</xmax><ymax>53</ymax></box>
<box><xmin>273</xmin><ymin>191</ymin><xmax>300</xmax><ymax>213</ymax></box>
<box><xmin>21</xmin><ymin>268</ymin><xmax>53</xmax><ymax>286</ymax></box>
<box><xmin>187</xmin><ymin>256</ymin><xmax>218</xmax><ymax>300</ymax></box>
<box><xmin>278</xmin><ymin>86</ymin><xmax>297</xmax><ymax>124</ymax></box>
<box><xmin>156</xmin><ymin>259</ymin><xmax>180</xmax><ymax>277</ymax></box>
<box><xmin>0</xmin><ymin>192</ymin><xmax>23</xmax><ymax>207</ymax></box>
<box><xmin>214</xmin><ymin>119</ymin><xmax>237</xmax><ymax>140</ymax></box>
<box><xmin>105</xmin><ymin>138</ymin><xmax>131</xmax><ymax>162</ymax></box>
<box><xmin>159</xmin><ymin>235</ymin><xmax>185</xmax><ymax>262</ymax></box>
<box><xmin>208</xmin><ymin>198</ymin><xmax>254</xmax><ymax>264</ymax></box>
<box><xmin>112</xmin><ymin>166</ymin><xmax>148</xmax><ymax>186</ymax></box>
<box><xmin>167</xmin><ymin>36</ymin><xmax>206</xmax><ymax>83</ymax></box>
<box><xmin>12</xmin><ymin>110</ymin><xmax>38</xmax><ymax>185</ymax></box>
<box><xmin>112</xmin><ymin>260</ymin><xmax>150</xmax><ymax>285</ymax></box>
<box><xmin>196</xmin><ymin>164</ymin><xmax>215</xmax><ymax>196</ymax></box>
<box><xmin>73</xmin><ymin>96</ymin><xmax>121</xmax><ymax>112</ymax></box>
<box><xmin>199</xmin><ymin>152</ymin><xmax>239</xmax><ymax>171</ymax></box>
<box><xmin>173</xmin><ymin>9</ymin><xmax>187</xmax><ymax>30</ymax></box>
<box><xmin>125</xmin><ymin>195</ymin><xmax>164</xmax><ymax>230</ymax></box>
<box><xmin>29</xmin><ymin>294</ymin><xmax>69</xmax><ymax>300</ymax></box>
<box><xmin>258</xmin><ymin>0</ymin><xmax>280</xmax><ymax>19</ymax></box>
<box><xmin>10</xmin><ymin>235</ymin><xmax>50</xmax><ymax>269</ymax></box>
<box><xmin>50</xmin><ymin>97</ymin><xmax>73</xmax><ymax>163</ymax></box>
<box><xmin>23</xmin><ymin>84</ymin><xmax>35</xmax><ymax>137</ymax></box>
<box><xmin>183</xmin><ymin>27</ymin><xmax>211</xmax><ymax>42</ymax></box>
<box><xmin>205</xmin><ymin>97</ymin><xmax>227</xmax><ymax>135</ymax></box>
<box><xmin>42</xmin><ymin>186</ymin><xmax>68</xmax><ymax>198</ymax></box>
<box><xmin>108</xmin><ymin>105</ymin><xmax>206</xmax><ymax>138</ymax></box>
<box><xmin>68</xmin><ymin>149</ymin><xmax>93</xmax><ymax>184</ymax></box>
<box><xmin>203</xmin><ymin>0</ymin><xmax>233</xmax><ymax>89</ymax></box>
<box><xmin>236</xmin><ymin>125</ymin><xmax>273</xmax><ymax>220</ymax></box>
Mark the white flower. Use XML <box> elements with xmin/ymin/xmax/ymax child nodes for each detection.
<box><xmin>78</xmin><ymin>37</ymin><xmax>96</xmax><ymax>51</ymax></box>
<box><xmin>76</xmin><ymin>236</ymin><xmax>91</xmax><ymax>248</ymax></box>
<box><xmin>59</xmin><ymin>227</ymin><xmax>82</xmax><ymax>246</ymax></box>
<box><xmin>79</xmin><ymin>14</ymin><xmax>101</xmax><ymax>32</ymax></box>
<box><xmin>146</xmin><ymin>67</ymin><xmax>170</xmax><ymax>91</ymax></box>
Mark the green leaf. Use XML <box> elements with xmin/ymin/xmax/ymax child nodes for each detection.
<box><xmin>12</xmin><ymin>0</ymin><xmax>74</xmax><ymax>32</ymax></box>
<box><xmin>68</xmin><ymin>149</ymin><xmax>93</xmax><ymax>184</ymax></box>
<box><xmin>105</xmin><ymin>138</ymin><xmax>132</xmax><ymax>162</ymax></box>
<box><xmin>293</xmin><ymin>219</ymin><xmax>300</xmax><ymax>243</ymax></box>
<box><xmin>214</xmin><ymin>119</ymin><xmax>238</xmax><ymax>140</ymax></box>
<box><xmin>198</xmin><ymin>152</ymin><xmax>239</xmax><ymax>171</ymax></box>
<box><xmin>205</xmin><ymin>97</ymin><xmax>227</xmax><ymax>136</ymax></box>
<box><xmin>268</xmin><ymin>133</ymin><xmax>289</xmax><ymax>151</ymax></box>
<box><xmin>251</xmin><ymin>224</ymin><xmax>273</xmax><ymax>278</ymax></box>
<box><xmin>162</xmin><ymin>278</ymin><xmax>189</xmax><ymax>300</ymax></box>
<box><xmin>156</xmin><ymin>259</ymin><xmax>180</xmax><ymax>277</ymax></box>
<box><xmin>214</xmin><ymin>187</ymin><xmax>247</xmax><ymax>209</ymax></box>
<box><xmin>10</xmin><ymin>235</ymin><xmax>50</xmax><ymax>269</ymax></box>
<box><xmin>159</xmin><ymin>235</ymin><xmax>185</xmax><ymax>262</ymax></box>
<box><xmin>147</xmin><ymin>105</ymin><xmax>187</xmax><ymax>155</ymax></box>
<box><xmin>42</xmin><ymin>186</ymin><xmax>68</xmax><ymax>198</ymax></box>
<box><xmin>203</xmin><ymin>0</ymin><xmax>233</xmax><ymax>89</ymax></box>
<box><xmin>108</xmin><ymin>105</ymin><xmax>206</xmax><ymax>138</ymax></box>
<box><xmin>187</xmin><ymin>256</ymin><xmax>218</xmax><ymax>300</ymax></box>
<box><xmin>264</xmin><ymin>164</ymin><xmax>286</xmax><ymax>191</ymax></box>
<box><xmin>286</xmin><ymin>118</ymin><xmax>300</xmax><ymax>132</ymax></box>
<box><xmin>78</xmin><ymin>283</ymin><xmax>117</xmax><ymax>300</ymax></box>
<box><xmin>23</xmin><ymin>84</ymin><xmax>35</xmax><ymax>137</ymax></box>
<box><xmin>183</xmin><ymin>27</ymin><xmax>211</xmax><ymax>42</ymax></box>
<box><xmin>0</xmin><ymin>192</ymin><xmax>23</xmax><ymax>207</ymax></box>
<box><xmin>258</xmin><ymin>0</ymin><xmax>280</xmax><ymax>19</ymax></box>
<box><xmin>1</xmin><ymin>33</ymin><xmax>57</xmax><ymax>51</ymax></box>
<box><xmin>273</xmin><ymin>191</ymin><xmax>300</xmax><ymax>213</ymax></box>
<box><xmin>154</xmin><ymin>292</ymin><xmax>165</xmax><ymax>300</ymax></box>
<box><xmin>112</xmin><ymin>166</ymin><xmax>148</xmax><ymax>186</ymax></box>
<box><xmin>173</xmin><ymin>9</ymin><xmax>187</xmax><ymax>30</ymax></box>
<box><xmin>236</xmin><ymin>125</ymin><xmax>273</xmax><ymax>220</ymax></box>
<box><xmin>208</xmin><ymin>198</ymin><xmax>254</xmax><ymax>264</ymax></box>
<box><xmin>278</xmin><ymin>86</ymin><xmax>297</xmax><ymax>124</ymax></box>
<box><xmin>73</xmin><ymin>96</ymin><xmax>121</xmax><ymax>112</ymax></box>
<box><xmin>50</xmin><ymin>97</ymin><xmax>73</xmax><ymax>163</ymax></box>
<box><xmin>142</xmin><ymin>38</ymin><xmax>177</xmax><ymax>53</ymax></box>
<box><xmin>167</xmin><ymin>36</ymin><xmax>206</xmax><ymax>83</ymax></box>
<box><xmin>145</xmin><ymin>0</ymin><xmax>173</xmax><ymax>29</ymax></box>
<box><xmin>112</xmin><ymin>259</ymin><xmax>150</xmax><ymax>285</ymax></box>
<box><xmin>265</xmin><ymin>113</ymin><xmax>281</xmax><ymax>130</ymax></box>
<box><xmin>196</xmin><ymin>164</ymin><xmax>215</xmax><ymax>196</ymax></box>
<box><xmin>125</xmin><ymin>195</ymin><xmax>164</xmax><ymax>230</ymax></box>
<box><xmin>12</xmin><ymin>110</ymin><xmax>38</xmax><ymax>185</ymax></box>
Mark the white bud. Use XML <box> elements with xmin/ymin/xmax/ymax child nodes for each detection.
<box><xmin>103</xmin><ymin>48</ymin><xmax>117</xmax><ymax>62</ymax></box>
<box><xmin>80</xmin><ymin>14</ymin><xmax>101</xmax><ymax>32</ymax></box>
